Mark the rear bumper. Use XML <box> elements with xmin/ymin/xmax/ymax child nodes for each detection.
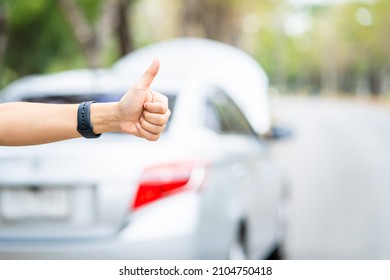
<box><xmin>0</xmin><ymin>193</ymin><xmax>202</xmax><ymax>260</ymax></box>
<box><xmin>0</xmin><ymin>235</ymin><xmax>197</xmax><ymax>260</ymax></box>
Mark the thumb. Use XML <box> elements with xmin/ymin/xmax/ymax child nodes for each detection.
<box><xmin>135</xmin><ymin>59</ymin><xmax>160</xmax><ymax>90</ymax></box>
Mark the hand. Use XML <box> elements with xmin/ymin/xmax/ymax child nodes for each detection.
<box><xmin>117</xmin><ymin>59</ymin><xmax>171</xmax><ymax>141</ymax></box>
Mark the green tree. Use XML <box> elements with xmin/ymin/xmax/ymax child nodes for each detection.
<box><xmin>3</xmin><ymin>0</ymin><xmax>83</xmax><ymax>76</ymax></box>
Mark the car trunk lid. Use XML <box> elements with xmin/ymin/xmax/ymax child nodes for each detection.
<box><xmin>0</xmin><ymin>135</ymin><xmax>169</xmax><ymax>240</ymax></box>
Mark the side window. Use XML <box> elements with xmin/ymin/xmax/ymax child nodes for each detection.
<box><xmin>205</xmin><ymin>88</ymin><xmax>255</xmax><ymax>135</ymax></box>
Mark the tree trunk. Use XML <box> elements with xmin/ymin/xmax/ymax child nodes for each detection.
<box><xmin>202</xmin><ymin>1</ymin><xmax>239</xmax><ymax>46</ymax></box>
<box><xmin>368</xmin><ymin>69</ymin><xmax>381</xmax><ymax>96</ymax></box>
<box><xmin>57</xmin><ymin>0</ymin><xmax>97</xmax><ymax>68</ymax></box>
<box><xmin>57</xmin><ymin>0</ymin><xmax>119</xmax><ymax>68</ymax></box>
<box><xmin>0</xmin><ymin>4</ymin><xmax>8</xmax><ymax>71</ymax></box>
<box><xmin>321</xmin><ymin>41</ymin><xmax>338</xmax><ymax>94</ymax></box>
<box><xmin>115</xmin><ymin>0</ymin><xmax>133</xmax><ymax>56</ymax></box>
<box><xmin>180</xmin><ymin>0</ymin><xmax>204</xmax><ymax>38</ymax></box>
<box><xmin>180</xmin><ymin>0</ymin><xmax>239</xmax><ymax>46</ymax></box>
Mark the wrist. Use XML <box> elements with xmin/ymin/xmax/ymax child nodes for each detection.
<box><xmin>90</xmin><ymin>102</ymin><xmax>121</xmax><ymax>134</ymax></box>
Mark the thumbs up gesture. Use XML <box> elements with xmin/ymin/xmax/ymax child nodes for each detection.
<box><xmin>117</xmin><ymin>59</ymin><xmax>171</xmax><ymax>141</ymax></box>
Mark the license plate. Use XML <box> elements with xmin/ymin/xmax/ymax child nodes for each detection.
<box><xmin>0</xmin><ymin>186</ymin><xmax>70</xmax><ymax>221</ymax></box>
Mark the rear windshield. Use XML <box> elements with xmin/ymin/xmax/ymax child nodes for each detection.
<box><xmin>21</xmin><ymin>94</ymin><xmax>119</xmax><ymax>103</ymax></box>
<box><xmin>21</xmin><ymin>93</ymin><xmax>176</xmax><ymax>130</ymax></box>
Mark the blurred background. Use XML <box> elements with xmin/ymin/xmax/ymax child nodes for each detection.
<box><xmin>1</xmin><ymin>0</ymin><xmax>390</xmax><ymax>97</ymax></box>
<box><xmin>1</xmin><ymin>0</ymin><xmax>390</xmax><ymax>259</ymax></box>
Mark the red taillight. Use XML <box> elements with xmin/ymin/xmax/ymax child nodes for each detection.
<box><xmin>132</xmin><ymin>162</ymin><xmax>206</xmax><ymax>210</ymax></box>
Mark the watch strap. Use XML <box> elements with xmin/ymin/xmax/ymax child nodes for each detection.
<box><xmin>77</xmin><ymin>101</ymin><xmax>102</xmax><ymax>139</ymax></box>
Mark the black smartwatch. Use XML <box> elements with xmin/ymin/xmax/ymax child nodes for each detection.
<box><xmin>77</xmin><ymin>101</ymin><xmax>102</xmax><ymax>139</ymax></box>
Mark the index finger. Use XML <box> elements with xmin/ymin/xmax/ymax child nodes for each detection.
<box><xmin>144</xmin><ymin>101</ymin><xmax>169</xmax><ymax>114</ymax></box>
<box><xmin>135</xmin><ymin>59</ymin><xmax>160</xmax><ymax>89</ymax></box>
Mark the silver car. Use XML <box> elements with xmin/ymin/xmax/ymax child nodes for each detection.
<box><xmin>0</xmin><ymin>40</ymin><xmax>289</xmax><ymax>260</ymax></box>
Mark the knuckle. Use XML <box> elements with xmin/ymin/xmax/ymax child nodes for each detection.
<box><xmin>158</xmin><ymin>115</ymin><xmax>166</xmax><ymax>125</ymax></box>
<box><xmin>161</xmin><ymin>95</ymin><xmax>168</xmax><ymax>103</ymax></box>
<box><xmin>143</xmin><ymin>111</ymin><xmax>151</xmax><ymax>119</ymax></box>
<box><xmin>155</xmin><ymin>125</ymin><xmax>164</xmax><ymax>134</ymax></box>
<box><xmin>154</xmin><ymin>104</ymin><xmax>164</xmax><ymax>114</ymax></box>
<box><xmin>157</xmin><ymin>103</ymin><xmax>166</xmax><ymax>112</ymax></box>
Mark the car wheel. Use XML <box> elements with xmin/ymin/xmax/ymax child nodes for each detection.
<box><xmin>266</xmin><ymin>244</ymin><xmax>285</xmax><ymax>260</ymax></box>
<box><xmin>228</xmin><ymin>223</ymin><xmax>248</xmax><ymax>260</ymax></box>
<box><xmin>269</xmin><ymin>183</ymin><xmax>291</xmax><ymax>260</ymax></box>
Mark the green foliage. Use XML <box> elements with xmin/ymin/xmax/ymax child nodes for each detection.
<box><xmin>74</xmin><ymin>0</ymin><xmax>103</xmax><ymax>24</ymax></box>
<box><xmin>5</xmin><ymin>0</ymin><xmax>83</xmax><ymax>76</ymax></box>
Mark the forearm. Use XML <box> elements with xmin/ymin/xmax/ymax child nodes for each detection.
<box><xmin>0</xmin><ymin>102</ymin><xmax>120</xmax><ymax>146</ymax></box>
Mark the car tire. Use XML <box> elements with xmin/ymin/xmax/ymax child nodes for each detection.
<box><xmin>228</xmin><ymin>222</ymin><xmax>248</xmax><ymax>260</ymax></box>
<box><xmin>266</xmin><ymin>244</ymin><xmax>285</xmax><ymax>260</ymax></box>
<box><xmin>268</xmin><ymin>182</ymin><xmax>291</xmax><ymax>260</ymax></box>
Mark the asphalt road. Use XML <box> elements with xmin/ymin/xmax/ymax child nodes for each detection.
<box><xmin>268</xmin><ymin>96</ymin><xmax>390</xmax><ymax>259</ymax></box>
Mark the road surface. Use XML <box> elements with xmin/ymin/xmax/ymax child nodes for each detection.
<box><xmin>269</xmin><ymin>96</ymin><xmax>390</xmax><ymax>259</ymax></box>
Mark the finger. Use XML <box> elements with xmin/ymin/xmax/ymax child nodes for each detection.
<box><xmin>152</xmin><ymin>92</ymin><xmax>168</xmax><ymax>103</ymax></box>
<box><xmin>136</xmin><ymin>123</ymin><xmax>161</xmax><ymax>141</ymax></box>
<box><xmin>135</xmin><ymin>59</ymin><xmax>160</xmax><ymax>90</ymax></box>
<box><xmin>143</xmin><ymin>110</ymin><xmax>171</xmax><ymax>126</ymax></box>
<box><xmin>144</xmin><ymin>101</ymin><xmax>169</xmax><ymax>114</ymax></box>
<box><xmin>149</xmin><ymin>89</ymin><xmax>154</xmax><ymax>102</ymax></box>
<box><xmin>140</xmin><ymin>117</ymin><xmax>166</xmax><ymax>134</ymax></box>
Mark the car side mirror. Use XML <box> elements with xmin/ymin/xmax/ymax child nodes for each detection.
<box><xmin>262</xmin><ymin>125</ymin><xmax>292</xmax><ymax>141</ymax></box>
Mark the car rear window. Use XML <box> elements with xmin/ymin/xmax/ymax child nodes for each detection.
<box><xmin>21</xmin><ymin>94</ymin><xmax>122</xmax><ymax>104</ymax></box>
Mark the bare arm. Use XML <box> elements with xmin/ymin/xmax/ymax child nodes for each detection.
<box><xmin>0</xmin><ymin>59</ymin><xmax>171</xmax><ymax>146</ymax></box>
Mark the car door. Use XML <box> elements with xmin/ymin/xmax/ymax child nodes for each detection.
<box><xmin>204</xmin><ymin>88</ymin><xmax>281</xmax><ymax>258</ymax></box>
